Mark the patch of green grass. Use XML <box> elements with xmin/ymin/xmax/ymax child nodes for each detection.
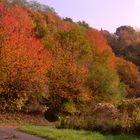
<box><xmin>19</xmin><ymin>125</ymin><xmax>140</xmax><ymax>140</ymax></box>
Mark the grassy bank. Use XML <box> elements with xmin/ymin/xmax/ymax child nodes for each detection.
<box><xmin>19</xmin><ymin>125</ymin><xmax>140</xmax><ymax>140</ymax></box>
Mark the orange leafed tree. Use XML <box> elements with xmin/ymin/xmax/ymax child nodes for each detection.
<box><xmin>85</xmin><ymin>29</ymin><xmax>116</xmax><ymax>70</ymax></box>
<box><xmin>116</xmin><ymin>58</ymin><xmax>140</xmax><ymax>98</ymax></box>
<box><xmin>0</xmin><ymin>4</ymin><xmax>51</xmax><ymax>111</ymax></box>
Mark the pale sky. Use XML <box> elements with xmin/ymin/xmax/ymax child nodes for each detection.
<box><xmin>35</xmin><ymin>0</ymin><xmax>140</xmax><ymax>33</ymax></box>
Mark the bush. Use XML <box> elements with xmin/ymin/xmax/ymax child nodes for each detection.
<box><xmin>119</xmin><ymin>98</ymin><xmax>140</xmax><ymax>134</ymax></box>
<box><xmin>57</xmin><ymin>100</ymin><xmax>140</xmax><ymax>134</ymax></box>
<box><xmin>58</xmin><ymin>103</ymin><xmax>121</xmax><ymax>134</ymax></box>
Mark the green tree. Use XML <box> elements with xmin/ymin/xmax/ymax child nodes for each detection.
<box><xmin>87</xmin><ymin>63</ymin><xmax>125</xmax><ymax>104</ymax></box>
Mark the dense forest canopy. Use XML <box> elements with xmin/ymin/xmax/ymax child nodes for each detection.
<box><xmin>0</xmin><ymin>0</ymin><xmax>140</xmax><ymax>134</ymax></box>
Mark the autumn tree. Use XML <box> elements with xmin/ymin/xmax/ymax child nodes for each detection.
<box><xmin>7</xmin><ymin>0</ymin><xmax>27</xmax><ymax>6</ymax></box>
<box><xmin>45</xmin><ymin>26</ymin><xmax>92</xmax><ymax>121</ymax></box>
<box><xmin>64</xmin><ymin>17</ymin><xmax>73</xmax><ymax>23</ymax></box>
<box><xmin>87</xmin><ymin>63</ymin><xmax>126</xmax><ymax>104</ymax></box>
<box><xmin>103</xmin><ymin>26</ymin><xmax>140</xmax><ymax>67</ymax></box>
<box><xmin>116</xmin><ymin>58</ymin><xmax>140</xmax><ymax>98</ymax></box>
<box><xmin>85</xmin><ymin>29</ymin><xmax>116</xmax><ymax>69</ymax></box>
<box><xmin>116</xmin><ymin>26</ymin><xmax>136</xmax><ymax>46</ymax></box>
<box><xmin>77</xmin><ymin>20</ymin><xmax>90</xmax><ymax>28</ymax></box>
<box><xmin>0</xmin><ymin>4</ymin><xmax>50</xmax><ymax>112</ymax></box>
<box><xmin>28</xmin><ymin>1</ymin><xmax>55</xmax><ymax>14</ymax></box>
<box><xmin>28</xmin><ymin>10</ymin><xmax>47</xmax><ymax>38</ymax></box>
<box><xmin>84</xmin><ymin>29</ymin><xmax>125</xmax><ymax>104</ymax></box>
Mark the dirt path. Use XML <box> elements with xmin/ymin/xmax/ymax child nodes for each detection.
<box><xmin>0</xmin><ymin>128</ymin><xmax>46</xmax><ymax>140</ymax></box>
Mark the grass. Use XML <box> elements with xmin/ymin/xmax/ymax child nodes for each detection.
<box><xmin>19</xmin><ymin>125</ymin><xmax>140</xmax><ymax>140</ymax></box>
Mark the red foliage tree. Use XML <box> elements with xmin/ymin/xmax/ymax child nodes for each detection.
<box><xmin>0</xmin><ymin>4</ymin><xmax>51</xmax><ymax>111</ymax></box>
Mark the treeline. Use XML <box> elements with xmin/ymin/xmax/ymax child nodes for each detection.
<box><xmin>0</xmin><ymin>0</ymin><xmax>140</xmax><ymax>134</ymax></box>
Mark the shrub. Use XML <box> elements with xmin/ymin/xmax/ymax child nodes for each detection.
<box><xmin>58</xmin><ymin>103</ymin><xmax>121</xmax><ymax>134</ymax></box>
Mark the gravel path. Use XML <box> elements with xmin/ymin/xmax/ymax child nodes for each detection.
<box><xmin>0</xmin><ymin>128</ymin><xmax>46</xmax><ymax>140</ymax></box>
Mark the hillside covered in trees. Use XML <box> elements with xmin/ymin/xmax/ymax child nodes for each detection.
<box><xmin>0</xmin><ymin>0</ymin><xmax>140</xmax><ymax>134</ymax></box>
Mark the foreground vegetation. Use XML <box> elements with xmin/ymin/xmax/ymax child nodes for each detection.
<box><xmin>19</xmin><ymin>125</ymin><xmax>140</xmax><ymax>140</ymax></box>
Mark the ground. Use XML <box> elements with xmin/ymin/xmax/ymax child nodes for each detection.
<box><xmin>0</xmin><ymin>113</ymin><xmax>49</xmax><ymax>140</ymax></box>
<box><xmin>0</xmin><ymin>113</ymin><xmax>49</xmax><ymax>127</ymax></box>
<box><xmin>0</xmin><ymin>128</ymin><xmax>46</xmax><ymax>140</ymax></box>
